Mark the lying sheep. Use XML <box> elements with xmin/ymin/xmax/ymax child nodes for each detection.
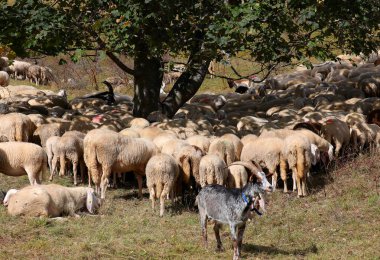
<box><xmin>282</xmin><ymin>134</ymin><xmax>312</xmax><ymax>197</ymax></box>
<box><xmin>6</xmin><ymin>184</ymin><xmax>100</xmax><ymax>217</ymax></box>
<box><xmin>0</xmin><ymin>71</ymin><xmax>10</xmax><ymax>87</ymax></box>
<box><xmin>199</xmin><ymin>154</ymin><xmax>228</xmax><ymax>187</ymax></box>
<box><xmin>0</xmin><ymin>142</ymin><xmax>47</xmax><ymax>185</ymax></box>
<box><xmin>84</xmin><ymin>129</ymin><xmax>158</xmax><ymax>199</ymax></box>
<box><xmin>0</xmin><ymin>113</ymin><xmax>36</xmax><ymax>142</ymax></box>
<box><xmin>146</xmin><ymin>154</ymin><xmax>179</xmax><ymax>217</ymax></box>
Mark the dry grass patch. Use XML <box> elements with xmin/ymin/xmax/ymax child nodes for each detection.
<box><xmin>0</xmin><ymin>154</ymin><xmax>379</xmax><ymax>259</ymax></box>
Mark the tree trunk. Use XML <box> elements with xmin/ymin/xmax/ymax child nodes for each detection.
<box><xmin>162</xmin><ymin>56</ymin><xmax>210</xmax><ymax>118</ymax></box>
<box><xmin>133</xmin><ymin>44</ymin><xmax>163</xmax><ymax>118</ymax></box>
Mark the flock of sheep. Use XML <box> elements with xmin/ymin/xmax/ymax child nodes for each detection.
<box><xmin>0</xmin><ymin>57</ymin><xmax>54</xmax><ymax>87</ymax></box>
<box><xmin>0</xmin><ymin>53</ymin><xmax>380</xmax><ymax>223</ymax></box>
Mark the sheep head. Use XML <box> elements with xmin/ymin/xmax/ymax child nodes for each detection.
<box><xmin>86</xmin><ymin>189</ymin><xmax>101</xmax><ymax>214</ymax></box>
<box><xmin>3</xmin><ymin>189</ymin><xmax>18</xmax><ymax>206</ymax></box>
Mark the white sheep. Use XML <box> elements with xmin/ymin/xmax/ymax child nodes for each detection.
<box><xmin>186</xmin><ymin>135</ymin><xmax>211</xmax><ymax>154</ymax></box>
<box><xmin>0</xmin><ymin>71</ymin><xmax>10</xmax><ymax>87</ymax></box>
<box><xmin>84</xmin><ymin>129</ymin><xmax>158</xmax><ymax>199</ymax></box>
<box><xmin>146</xmin><ymin>153</ymin><xmax>179</xmax><ymax>217</ymax></box>
<box><xmin>218</xmin><ymin>133</ymin><xmax>243</xmax><ymax>161</ymax></box>
<box><xmin>0</xmin><ymin>142</ymin><xmax>47</xmax><ymax>185</ymax></box>
<box><xmin>6</xmin><ymin>184</ymin><xmax>100</xmax><ymax>217</ymax></box>
<box><xmin>0</xmin><ymin>113</ymin><xmax>36</xmax><ymax>142</ymax></box>
<box><xmin>227</xmin><ymin>164</ymin><xmax>248</xmax><ymax>188</ymax></box>
<box><xmin>208</xmin><ymin>139</ymin><xmax>236</xmax><ymax>166</ymax></box>
<box><xmin>8</xmin><ymin>60</ymin><xmax>31</xmax><ymax>79</ymax></box>
<box><xmin>282</xmin><ymin>134</ymin><xmax>312</xmax><ymax>197</ymax></box>
<box><xmin>199</xmin><ymin>154</ymin><xmax>228</xmax><ymax>187</ymax></box>
<box><xmin>3</xmin><ymin>189</ymin><xmax>18</xmax><ymax>206</ymax></box>
<box><xmin>320</xmin><ymin>118</ymin><xmax>351</xmax><ymax>156</ymax></box>
<box><xmin>45</xmin><ymin>136</ymin><xmax>61</xmax><ymax>177</ymax></box>
<box><xmin>240</xmin><ymin>134</ymin><xmax>258</xmax><ymax>146</ymax></box>
<box><xmin>175</xmin><ymin>145</ymin><xmax>204</xmax><ymax>189</ymax></box>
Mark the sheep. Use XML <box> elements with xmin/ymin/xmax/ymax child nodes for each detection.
<box><xmin>161</xmin><ymin>139</ymin><xmax>190</xmax><ymax>156</ymax></box>
<box><xmin>0</xmin><ymin>113</ymin><xmax>36</xmax><ymax>142</ymax></box>
<box><xmin>27</xmin><ymin>114</ymin><xmax>47</xmax><ymax>127</ymax></box>
<box><xmin>240</xmin><ymin>134</ymin><xmax>258</xmax><ymax>146</ymax></box>
<box><xmin>282</xmin><ymin>134</ymin><xmax>312</xmax><ymax>197</ymax></box>
<box><xmin>6</xmin><ymin>184</ymin><xmax>100</xmax><ymax>218</ymax></box>
<box><xmin>186</xmin><ymin>135</ymin><xmax>211</xmax><ymax>154</ymax></box>
<box><xmin>199</xmin><ymin>154</ymin><xmax>228</xmax><ymax>187</ymax></box>
<box><xmin>320</xmin><ymin>118</ymin><xmax>351</xmax><ymax>156</ymax></box>
<box><xmin>153</xmin><ymin>132</ymin><xmax>178</xmax><ymax>151</ymax></box>
<box><xmin>350</xmin><ymin>122</ymin><xmax>380</xmax><ymax>153</ymax></box>
<box><xmin>146</xmin><ymin>153</ymin><xmax>179</xmax><ymax>217</ymax></box>
<box><xmin>51</xmin><ymin>131</ymin><xmax>86</xmax><ymax>186</ymax></box>
<box><xmin>175</xmin><ymin>145</ymin><xmax>204</xmax><ymax>190</ymax></box>
<box><xmin>3</xmin><ymin>189</ymin><xmax>18</xmax><ymax>206</ymax></box>
<box><xmin>227</xmin><ymin>164</ymin><xmax>248</xmax><ymax>188</ymax></box>
<box><xmin>33</xmin><ymin>122</ymin><xmax>69</xmax><ymax>147</ymax></box>
<box><xmin>0</xmin><ymin>71</ymin><xmax>10</xmax><ymax>87</ymax></box>
<box><xmin>138</xmin><ymin>126</ymin><xmax>165</xmax><ymax>141</ymax></box>
<box><xmin>84</xmin><ymin>129</ymin><xmax>158</xmax><ymax>199</ymax></box>
<box><xmin>119</xmin><ymin>128</ymin><xmax>140</xmax><ymax>138</ymax></box>
<box><xmin>8</xmin><ymin>60</ymin><xmax>31</xmax><ymax>79</ymax></box>
<box><xmin>218</xmin><ymin>133</ymin><xmax>243</xmax><ymax>161</ymax></box>
<box><xmin>45</xmin><ymin>136</ymin><xmax>61</xmax><ymax>176</ymax></box>
<box><xmin>0</xmin><ymin>142</ymin><xmax>47</xmax><ymax>185</ymax></box>
<box><xmin>240</xmin><ymin>137</ymin><xmax>287</xmax><ymax>192</ymax></box>
<box><xmin>208</xmin><ymin>139</ymin><xmax>236</xmax><ymax>166</ymax></box>
<box><xmin>27</xmin><ymin>65</ymin><xmax>42</xmax><ymax>85</ymax></box>
<box><xmin>127</xmin><ymin>117</ymin><xmax>150</xmax><ymax>129</ymax></box>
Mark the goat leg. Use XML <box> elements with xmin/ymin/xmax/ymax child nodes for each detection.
<box><xmin>214</xmin><ymin>223</ymin><xmax>224</xmax><ymax>252</ymax></box>
<box><xmin>237</xmin><ymin>224</ymin><xmax>246</xmax><ymax>252</ymax></box>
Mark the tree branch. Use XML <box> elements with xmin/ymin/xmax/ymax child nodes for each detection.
<box><xmin>106</xmin><ymin>52</ymin><xmax>135</xmax><ymax>76</ymax></box>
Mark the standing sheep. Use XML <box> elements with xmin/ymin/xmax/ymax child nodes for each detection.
<box><xmin>84</xmin><ymin>129</ymin><xmax>158</xmax><ymax>199</ymax></box>
<box><xmin>208</xmin><ymin>139</ymin><xmax>236</xmax><ymax>166</ymax></box>
<box><xmin>186</xmin><ymin>135</ymin><xmax>211</xmax><ymax>154</ymax></box>
<box><xmin>227</xmin><ymin>164</ymin><xmax>248</xmax><ymax>188</ymax></box>
<box><xmin>282</xmin><ymin>134</ymin><xmax>312</xmax><ymax>197</ymax></box>
<box><xmin>7</xmin><ymin>184</ymin><xmax>100</xmax><ymax>217</ymax></box>
<box><xmin>199</xmin><ymin>154</ymin><xmax>228</xmax><ymax>187</ymax></box>
<box><xmin>0</xmin><ymin>113</ymin><xmax>36</xmax><ymax>142</ymax></box>
<box><xmin>0</xmin><ymin>71</ymin><xmax>10</xmax><ymax>87</ymax></box>
<box><xmin>0</xmin><ymin>142</ymin><xmax>47</xmax><ymax>185</ymax></box>
<box><xmin>219</xmin><ymin>133</ymin><xmax>243</xmax><ymax>161</ymax></box>
<box><xmin>320</xmin><ymin>118</ymin><xmax>351</xmax><ymax>156</ymax></box>
<box><xmin>146</xmin><ymin>154</ymin><xmax>179</xmax><ymax>217</ymax></box>
<box><xmin>175</xmin><ymin>145</ymin><xmax>204</xmax><ymax>189</ymax></box>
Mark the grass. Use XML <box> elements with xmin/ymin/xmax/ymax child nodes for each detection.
<box><xmin>0</xmin><ymin>154</ymin><xmax>379</xmax><ymax>259</ymax></box>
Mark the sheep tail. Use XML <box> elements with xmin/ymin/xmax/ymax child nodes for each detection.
<box><xmin>296</xmin><ymin>147</ymin><xmax>305</xmax><ymax>179</ymax></box>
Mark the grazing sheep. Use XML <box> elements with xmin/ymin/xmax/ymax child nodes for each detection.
<box><xmin>139</xmin><ymin>127</ymin><xmax>165</xmax><ymax>141</ymax></box>
<box><xmin>8</xmin><ymin>60</ymin><xmax>31</xmax><ymax>79</ymax></box>
<box><xmin>0</xmin><ymin>142</ymin><xmax>47</xmax><ymax>185</ymax></box>
<box><xmin>227</xmin><ymin>164</ymin><xmax>248</xmax><ymax>188</ymax></box>
<box><xmin>119</xmin><ymin>128</ymin><xmax>140</xmax><ymax>138</ymax></box>
<box><xmin>7</xmin><ymin>184</ymin><xmax>100</xmax><ymax>217</ymax></box>
<box><xmin>240</xmin><ymin>134</ymin><xmax>258</xmax><ymax>146</ymax></box>
<box><xmin>0</xmin><ymin>71</ymin><xmax>10</xmax><ymax>87</ymax></box>
<box><xmin>219</xmin><ymin>134</ymin><xmax>243</xmax><ymax>161</ymax></box>
<box><xmin>27</xmin><ymin>65</ymin><xmax>42</xmax><ymax>85</ymax></box>
<box><xmin>208</xmin><ymin>139</ymin><xmax>236</xmax><ymax>166</ymax></box>
<box><xmin>0</xmin><ymin>113</ymin><xmax>36</xmax><ymax>142</ymax></box>
<box><xmin>161</xmin><ymin>139</ymin><xmax>190</xmax><ymax>156</ymax></box>
<box><xmin>146</xmin><ymin>154</ymin><xmax>179</xmax><ymax>217</ymax></box>
<box><xmin>320</xmin><ymin>118</ymin><xmax>351</xmax><ymax>156</ymax></box>
<box><xmin>175</xmin><ymin>145</ymin><xmax>204</xmax><ymax>189</ymax></box>
<box><xmin>350</xmin><ymin>122</ymin><xmax>380</xmax><ymax>153</ymax></box>
<box><xmin>45</xmin><ymin>136</ymin><xmax>61</xmax><ymax>176</ymax></box>
<box><xmin>282</xmin><ymin>134</ymin><xmax>312</xmax><ymax>197</ymax></box>
<box><xmin>186</xmin><ymin>135</ymin><xmax>211</xmax><ymax>154</ymax></box>
<box><xmin>84</xmin><ymin>129</ymin><xmax>158</xmax><ymax>199</ymax></box>
<box><xmin>33</xmin><ymin>122</ymin><xmax>69</xmax><ymax>147</ymax></box>
<box><xmin>51</xmin><ymin>131</ymin><xmax>86</xmax><ymax>185</ymax></box>
<box><xmin>240</xmin><ymin>137</ymin><xmax>287</xmax><ymax>192</ymax></box>
<box><xmin>153</xmin><ymin>132</ymin><xmax>178</xmax><ymax>151</ymax></box>
<box><xmin>199</xmin><ymin>154</ymin><xmax>228</xmax><ymax>187</ymax></box>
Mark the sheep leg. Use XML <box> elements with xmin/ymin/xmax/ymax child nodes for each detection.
<box><xmin>334</xmin><ymin>141</ymin><xmax>342</xmax><ymax>157</ymax></box>
<box><xmin>292</xmin><ymin>167</ymin><xmax>297</xmax><ymax>192</ymax></box>
<box><xmin>25</xmin><ymin>168</ymin><xmax>37</xmax><ymax>185</ymax></box>
<box><xmin>59</xmin><ymin>154</ymin><xmax>66</xmax><ymax>177</ymax></box>
<box><xmin>149</xmin><ymin>185</ymin><xmax>156</xmax><ymax>211</ymax></box>
<box><xmin>72</xmin><ymin>160</ymin><xmax>78</xmax><ymax>186</ymax></box>
<box><xmin>50</xmin><ymin>155</ymin><xmax>59</xmax><ymax>181</ymax></box>
<box><xmin>296</xmin><ymin>176</ymin><xmax>302</xmax><ymax>198</ymax></box>
<box><xmin>79</xmin><ymin>161</ymin><xmax>85</xmax><ymax>185</ymax></box>
<box><xmin>160</xmin><ymin>184</ymin><xmax>171</xmax><ymax>217</ymax></box>
<box><xmin>136</xmin><ymin>173</ymin><xmax>143</xmax><ymax>199</ymax></box>
<box><xmin>100</xmin><ymin>166</ymin><xmax>111</xmax><ymax>199</ymax></box>
<box><xmin>302</xmin><ymin>175</ymin><xmax>308</xmax><ymax>197</ymax></box>
<box><xmin>214</xmin><ymin>223</ymin><xmax>224</xmax><ymax>252</ymax></box>
<box><xmin>271</xmin><ymin>170</ymin><xmax>278</xmax><ymax>191</ymax></box>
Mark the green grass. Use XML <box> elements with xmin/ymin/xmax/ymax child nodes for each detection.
<box><xmin>0</xmin><ymin>154</ymin><xmax>379</xmax><ymax>259</ymax></box>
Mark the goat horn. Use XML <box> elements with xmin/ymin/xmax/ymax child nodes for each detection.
<box><xmin>230</xmin><ymin>161</ymin><xmax>263</xmax><ymax>182</ymax></box>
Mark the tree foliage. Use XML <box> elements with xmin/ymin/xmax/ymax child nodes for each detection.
<box><xmin>0</xmin><ymin>0</ymin><xmax>379</xmax><ymax>117</ymax></box>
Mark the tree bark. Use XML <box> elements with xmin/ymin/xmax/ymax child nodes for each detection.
<box><xmin>132</xmin><ymin>44</ymin><xmax>163</xmax><ymax>118</ymax></box>
<box><xmin>162</xmin><ymin>56</ymin><xmax>210</xmax><ymax>118</ymax></box>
